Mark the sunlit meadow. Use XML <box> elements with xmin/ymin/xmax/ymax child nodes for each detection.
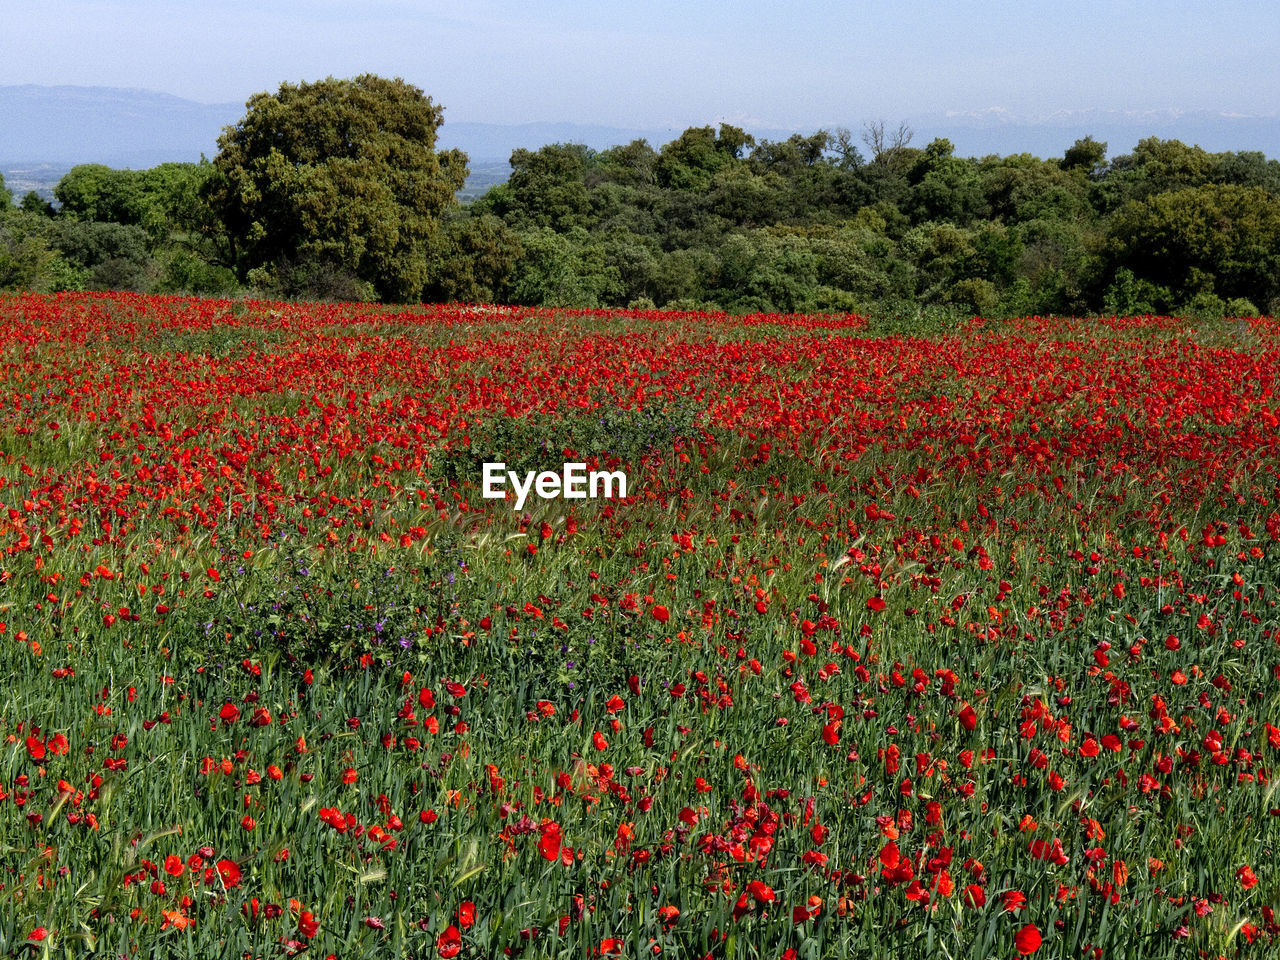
<box><xmin>1</xmin><ymin>292</ymin><xmax>1279</xmax><ymax>959</ymax></box>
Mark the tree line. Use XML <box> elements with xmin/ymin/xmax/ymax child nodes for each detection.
<box><xmin>3</xmin><ymin>74</ymin><xmax>1279</xmax><ymax>320</ymax></box>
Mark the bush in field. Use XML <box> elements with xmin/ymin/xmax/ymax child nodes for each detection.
<box><xmin>247</xmin><ymin>255</ymin><xmax>377</xmax><ymax>304</ymax></box>
<box><xmin>180</xmin><ymin>542</ymin><xmax>466</xmax><ymax>667</ymax></box>
<box><xmin>52</xmin><ymin>220</ymin><xmax>153</xmax><ymax>291</ymax></box>
<box><xmin>0</xmin><ymin>212</ymin><xmax>88</xmax><ymax>291</ymax></box>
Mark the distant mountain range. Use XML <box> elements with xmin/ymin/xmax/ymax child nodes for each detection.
<box><xmin>0</xmin><ymin>85</ymin><xmax>240</xmax><ymax>167</ymax></box>
<box><xmin>4</xmin><ymin>84</ymin><xmax>1280</xmax><ymax>200</ymax></box>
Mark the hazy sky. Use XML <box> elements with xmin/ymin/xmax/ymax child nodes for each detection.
<box><xmin>3</xmin><ymin>0</ymin><xmax>1277</xmax><ymax>126</ymax></box>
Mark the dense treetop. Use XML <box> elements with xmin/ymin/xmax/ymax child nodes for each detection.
<box><xmin>205</xmin><ymin>74</ymin><xmax>468</xmax><ymax>302</ymax></box>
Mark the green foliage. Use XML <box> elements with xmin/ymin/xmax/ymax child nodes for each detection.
<box><xmin>0</xmin><ymin>212</ymin><xmax>87</xmax><ymax>292</ymax></box>
<box><xmin>154</xmin><ymin>249</ymin><xmax>240</xmax><ymax>296</ymax></box>
<box><xmin>501</xmin><ymin>143</ymin><xmax>594</xmax><ymax>231</ymax></box>
<box><xmin>248</xmin><ymin>255</ymin><xmax>377</xmax><ymax>303</ymax></box>
<box><xmin>1179</xmin><ymin>289</ymin><xmax>1228</xmax><ymax>323</ymax></box>
<box><xmin>207</xmin><ymin>74</ymin><xmax>467</xmax><ymax>302</ymax></box>
<box><xmin>1210</xmin><ymin>150</ymin><xmax>1280</xmax><ymax>194</ymax></box>
<box><xmin>907</xmin><ymin>139</ymin><xmax>987</xmax><ymax>225</ymax></box>
<box><xmin>136</xmin><ymin>161</ymin><xmax>221</xmax><ymax>246</ymax></box>
<box><xmin>948</xmin><ymin>276</ymin><xmax>1000</xmax><ymax>314</ymax></box>
<box><xmin>714</xmin><ymin>231</ymin><xmax>821</xmax><ymax>313</ymax></box>
<box><xmin>981</xmin><ymin>153</ymin><xmax>1090</xmax><ymax>224</ymax></box>
<box><xmin>1107</xmin><ymin>183</ymin><xmax>1280</xmax><ymax>310</ymax></box>
<box><xmin>656</xmin><ymin>125</ymin><xmax>749</xmax><ymax>191</ymax></box>
<box><xmin>1224</xmin><ymin>295</ymin><xmax>1260</xmax><ymax>317</ymax></box>
<box><xmin>706</xmin><ymin>165</ymin><xmax>785</xmax><ymax>228</ymax></box>
<box><xmin>427</xmin><ymin>213</ymin><xmax>524</xmax><ymax>304</ymax></box>
<box><xmin>463</xmin><ymin>128</ymin><xmax>1280</xmax><ymax>321</ymax></box>
<box><xmin>52</xmin><ymin>220</ymin><xmax>153</xmax><ymax>291</ymax></box>
<box><xmin>1102</xmin><ymin>267</ymin><xmax>1172</xmax><ymax>316</ymax></box>
<box><xmin>596</xmin><ymin>139</ymin><xmax>659</xmax><ymax>187</ymax></box>
<box><xmin>503</xmin><ymin>227</ymin><xmax>621</xmax><ymax>308</ymax></box>
<box><xmin>19</xmin><ymin>191</ymin><xmax>54</xmax><ymax>217</ymax></box>
<box><xmin>24</xmin><ymin>113</ymin><xmax>1280</xmax><ymax>319</ymax></box>
<box><xmin>1060</xmin><ymin>135</ymin><xmax>1108</xmax><ymax>176</ymax></box>
<box><xmin>1012</xmin><ymin>217</ymin><xmax>1094</xmax><ymax>313</ymax></box>
<box><xmin>51</xmin><ymin>160</ymin><xmax>229</xmax><ymax>291</ymax></box>
<box><xmin>55</xmin><ymin>164</ymin><xmax>146</xmax><ymax>224</ymax></box>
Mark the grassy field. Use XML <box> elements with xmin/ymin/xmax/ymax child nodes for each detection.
<box><xmin>1</xmin><ymin>292</ymin><xmax>1278</xmax><ymax>958</ymax></box>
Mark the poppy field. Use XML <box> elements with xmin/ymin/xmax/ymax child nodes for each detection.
<box><xmin>2</xmin><ymin>292</ymin><xmax>1280</xmax><ymax>959</ymax></box>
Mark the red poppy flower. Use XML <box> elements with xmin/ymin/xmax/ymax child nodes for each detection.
<box><xmin>457</xmin><ymin>901</ymin><xmax>476</xmax><ymax>929</ymax></box>
<box><xmin>1015</xmin><ymin>923</ymin><xmax>1042</xmax><ymax>955</ymax></box>
<box><xmin>437</xmin><ymin>924</ymin><xmax>462</xmax><ymax>958</ymax></box>
<box><xmin>1002</xmin><ymin>890</ymin><xmax>1027</xmax><ymax>912</ymax></box>
<box><xmin>298</xmin><ymin>911</ymin><xmax>319</xmax><ymax>938</ymax></box>
<box><xmin>214</xmin><ymin>859</ymin><xmax>241</xmax><ymax>888</ymax></box>
<box><xmin>539</xmin><ymin>828</ymin><xmax>562</xmax><ymax>862</ymax></box>
<box><xmin>879</xmin><ymin>841</ymin><xmax>901</xmax><ymax>869</ymax></box>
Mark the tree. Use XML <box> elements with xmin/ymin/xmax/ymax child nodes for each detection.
<box><xmin>1095</xmin><ymin>138</ymin><xmax>1213</xmax><ymax>212</ymax></box>
<box><xmin>1061</xmin><ymin>136</ymin><xmax>1107</xmax><ymax>177</ymax></box>
<box><xmin>862</xmin><ymin>120</ymin><xmax>914</xmax><ymax>163</ymax></box>
<box><xmin>980</xmin><ymin>153</ymin><xmax>1089</xmax><ymax>224</ymax></box>
<box><xmin>53</xmin><ymin>221</ymin><xmax>153</xmax><ymax>291</ymax></box>
<box><xmin>830</xmin><ymin>128</ymin><xmax>866</xmax><ymax>170</ymax></box>
<box><xmin>206</xmin><ymin>74</ymin><xmax>467</xmax><ymax>302</ymax></box>
<box><xmin>20</xmin><ymin>191</ymin><xmax>55</xmax><ymax>217</ymax></box>
<box><xmin>0</xmin><ymin>213</ymin><xmax>87</xmax><ymax>293</ymax></box>
<box><xmin>1106</xmin><ymin>183</ymin><xmax>1280</xmax><ymax>311</ymax></box>
<box><xmin>426</xmin><ymin>213</ymin><xmax>522</xmax><ymax>304</ymax></box>
<box><xmin>502</xmin><ymin>143</ymin><xmax>594</xmax><ymax>231</ymax></box>
<box><xmin>136</xmin><ymin>162</ymin><xmax>219</xmax><ymax>246</ymax></box>
<box><xmin>656</xmin><ymin>126</ymin><xmax>749</xmax><ymax>191</ymax></box>
<box><xmin>55</xmin><ymin>165</ymin><xmax>145</xmax><ymax>224</ymax></box>
<box><xmin>504</xmin><ymin>227</ymin><xmax>622</xmax><ymax>308</ymax></box>
<box><xmin>596</xmin><ymin>140</ymin><xmax>659</xmax><ymax>188</ymax></box>
<box><xmin>908</xmin><ymin>139</ymin><xmax>986</xmax><ymax>225</ymax></box>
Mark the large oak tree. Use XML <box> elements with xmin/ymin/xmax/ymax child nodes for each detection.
<box><xmin>207</xmin><ymin>74</ymin><xmax>467</xmax><ymax>302</ymax></box>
